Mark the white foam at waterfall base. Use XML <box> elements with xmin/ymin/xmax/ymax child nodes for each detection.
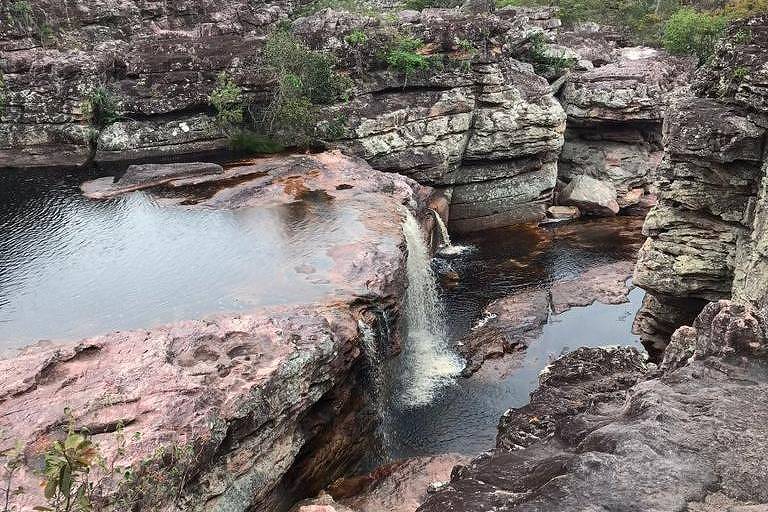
<box><xmin>399</xmin><ymin>210</ymin><xmax>463</xmax><ymax>408</ymax></box>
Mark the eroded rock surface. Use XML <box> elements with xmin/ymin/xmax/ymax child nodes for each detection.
<box><xmin>459</xmin><ymin>259</ymin><xmax>636</xmax><ymax>374</ymax></box>
<box><xmin>557</xmin><ymin>37</ymin><xmax>694</xmax><ymax>201</ymax></box>
<box><xmin>0</xmin><ymin>151</ymin><xmax>438</xmax><ymax>512</ymax></box>
<box><xmin>633</xmin><ymin>16</ymin><xmax>768</xmax><ymax>348</ymax></box>
<box><xmin>419</xmin><ymin>300</ymin><xmax>768</xmax><ymax>512</ymax></box>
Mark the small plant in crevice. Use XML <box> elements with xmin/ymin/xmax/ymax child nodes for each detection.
<box><xmin>344</xmin><ymin>30</ymin><xmax>368</xmax><ymax>46</ymax></box>
<box><xmin>525</xmin><ymin>32</ymin><xmax>576</xmax><ymax>77</ymax></box>
<box><xmin>82</xmin><ymin>86</ymin><xmax>121</xmax><ymax>130</ymax></box>
<box><xmin>733</xmin><ymin>66</ymin><xmax>749</xmax><ymax>81</ymax></box>
<box><xmin>208</xmin><ymin>71</ymin><xmax>244</xmax><ymax>133</ymax></box>
<box><xmin>385</xmin><ymin>35</ymin><xmax>431</xmax><ymax>85</ymax></box>
<box><xmin>39</xmin><ymin>427</ymin><xmax>99</xmax><ymax>512</ymax></box>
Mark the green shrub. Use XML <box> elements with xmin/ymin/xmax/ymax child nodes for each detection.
<box><xmin>385</xmin><ymin>35</ymin><xmax>430</xmax><ymax>81</ymax></box>
<box><xmin>345</xmin><ymin>30</ymin><xmax>368</xmax><ymax>46</ymax></box>
<box><xmin>209</xmin><ymin>72</ymin><xmax>244</xmax><ymax>131</ymax></box>
<box><xmin>662</xmin><ymin>8</ymin><xmax>726</xmax><ymax>63</ymax></box>
<box><xmin>228</xmin><ymin>130</ymin><xmax>285</xmax><ymax>154</ymax></box>
<box><xmin>7</xmin><ymin>1</ymin><xmax>33</xmax><ymax>31</ymax></box>
<box><xmin>526</xmin><ymin>32</ymin><xmax>576</xmax><ymax>76</ymax></box>
<box><xmin>733</xmin><ymin>65</ymin><xmax>749</xmax><ymax>80</ymax></box>
<box><xmin>258</xmin><ymin>31</ymin><xmax>351</xmax><ymax>143</ymax></box>
<box><xmin>82</xmin><ymin>86</ymin><xmax>120</xmax><ymax>129</ymax></box>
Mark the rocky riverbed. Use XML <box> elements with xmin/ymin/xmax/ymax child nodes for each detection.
<box><xmin>4</xmin><ymin>2</ymin><xmax>768</xmax><ymax>512</ymax></box>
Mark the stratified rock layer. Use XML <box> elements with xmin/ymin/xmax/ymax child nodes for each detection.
<box><xmin>633</xmin><ymin>16</ymin><xmax>768</xmax><ymax>348</ymax></box>
<box><xmin>557</xmin><ymin>42</ymin><xmax>693</xmax><ymax>200</ymax></box>
<box><xmin>1</xmin><ymin>4</ymin><xmax>566</xmax><ymax>232</ymax></box>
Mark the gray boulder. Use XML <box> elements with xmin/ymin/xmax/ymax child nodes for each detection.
<box><xmin>558</xmin><ymin>175</ymin><xmax>619</xmax><ymax>216</ymax></box>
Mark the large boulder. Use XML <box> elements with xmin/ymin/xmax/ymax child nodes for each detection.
<box><xmin>558</xmin><ymin>175</ymin><xmax>619</xmax><ymax>216</ymax></box>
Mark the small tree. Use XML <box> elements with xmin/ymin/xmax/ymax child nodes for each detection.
<box><xmin>663</xmin><ymin>8</ymin><xmax>726</xmax><ymax>64</ymax></box>
<box><xmin>82</xmin><ymin>86</ymin><xmax>120</xmax><ymax>130</ymax></box>
<box><xmin>257</xmin><ymin>31</ymin><xmax>351</xmax><ymax>143</ymax></box>
<box><xmin>208</xmin><ymin>72</ymin><xmax>244</xmax><ymax>132</ymax></box>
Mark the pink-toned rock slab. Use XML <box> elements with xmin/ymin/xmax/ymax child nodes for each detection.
<box><xmin>330</xmin><ymin>454</ymin><xmax>470</xmax><ymax>512</ymax></box>
<box><xmin>550</xmin><ymin>260</ymin><xmax>635</xmax><ymax>314</ymax></box>
<box><xmin>2</xmin><ymin>151</ymin><xmax>442</xmax><ymax>512</ymax></box>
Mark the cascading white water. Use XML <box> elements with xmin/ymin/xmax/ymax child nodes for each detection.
<box><xmin>429</xmin><ymin>208</ymin><xmax>474</xmax><ymax>258</ymax></box>
<box><xmin>399</xmin><ymin>210</ymin><xmax>462</xmax><ymax>407</ymax></box>
<box><xmin>430</xmin><ymin>208</ymin><xmax>452</xmax><ymax>247</ymax></box>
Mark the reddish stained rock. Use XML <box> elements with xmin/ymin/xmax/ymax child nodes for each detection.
<box><xmin>1</xmin><ymin>151</ymin><xmax>440</xmax><ymax>512</ymax></box>
<box><xmin>330</xmin><ymin>454</ymin><xmax>470</xmax><ymax>512</ymax></box>
<box><xmin>458</xmin><ymin>288</ymin><xmax>550</xmax><ymax>376</ymax></box>
<box><xmin>550</xmin><ymin>260</ymin><xmax>635</xmax><ymax>314</ymax></box>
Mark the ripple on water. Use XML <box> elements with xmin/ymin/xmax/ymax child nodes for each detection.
<box><xmin>0</xmin><ymin>169</ymin><xmax>365</xmax><ymax>351</ymax></box>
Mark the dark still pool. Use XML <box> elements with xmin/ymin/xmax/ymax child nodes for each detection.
<box><xmin>385</xmin><ymin>217</ymin><xmax>647</xmax><ymax>459</ymax></box>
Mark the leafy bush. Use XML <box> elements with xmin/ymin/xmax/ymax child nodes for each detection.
<box><xmin>7</xmin><ymin>1</ymin><xmax>33</xmax><ymax>31</ymax></box>
<box><xmin>662</xmin><ymin>7</ymin><xmax>726</xmax><ymax>63</ymax></box>
<box><xmin>82</xmin><ymin>86</ymin><xmax>120</xmax><ymax>129</ymax></box>
<box><xmin>6</xmin><ymin>1</ymin><xmax>57</xmax><ymax>45</ymax></box>
<box><xmin>228</xmin><ymin>130</ymin><xmax>285</xmax><ymax>154</ymax></box>
<box><xmin>385</xmin><ymin>35</ymin><xmax>431</xmax><ymax>81</ymax></box>
<box><xmin>344</xmin><ymin>30</ymin><xmax>368</xmax><ymax>46</ymax></box>
<box><xmin>40</xmin><ymin>429</ymin><xmax>98</xmax><ymax>511</ymax></box>
<box><xmin>209</xmin><ymin>72</ymin><xmax>244</xmax><ymax>131</ymax></box>
<box><xmin>257</xmin><ymin>31</ymin><xmax>352</xmax><ymax>142</ymax></box>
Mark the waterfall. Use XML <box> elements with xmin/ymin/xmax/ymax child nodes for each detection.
<box><xmin>358</xmin><ymin>319</ymin><xmax>391</xmax><ymax>458</ymax></box>
<box><xmin>430</xmin><ymin>208</ymin><xmax>452</xmax><ymax>247</ymax></box>
<box><xmin>429</xmin><ymin>208</ymin><xmax>473</xmax><ymax>258</ymax></box>
<box><xmin>399</xmin><ymin>210</ymin><xmax>462</xmax><ymax>407</ymax></box>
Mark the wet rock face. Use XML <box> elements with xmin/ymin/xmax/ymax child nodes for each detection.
<box><xmin>0</xmin><ymin>152</ymin><xmax>436</xmax><ymax>512</ymax></box>
<box><xmin>632</xmin><ymin>16</ymin><xmax>768</xmax><ymax>349</ymax></box>
<box><xmin>420</xmin><ymin>301</ymin><xmax>768</xmax><ymax>512</ymax></box>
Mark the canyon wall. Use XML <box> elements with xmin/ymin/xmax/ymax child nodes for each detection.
<box><xmin>633</xmin><ymin>15</ymin><xmax>768</xmax><ymax>350</ymax></box>
<box><xmin>0</xmin><ymin>2</ymin><xmax>571</xmax><ymax>232</ymax></box>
